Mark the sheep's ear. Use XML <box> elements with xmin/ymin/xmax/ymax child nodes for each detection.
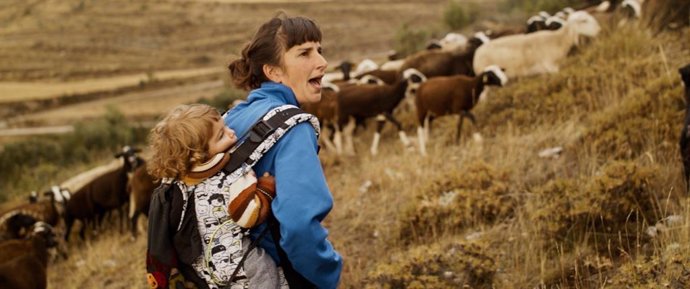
<box><xmin>114</xmin><ymin>152</ymin><xmax>124</xmax><ymax>158</ymax></box>
<box><xmin>133</xmin><ymin>148</ymin><xmax>142</xmax><ymax>153</ymax></box>
<box><xmin>483</xmin><ymin>74</ymin><xmax>489</xmax><ymax>83</ymax></box>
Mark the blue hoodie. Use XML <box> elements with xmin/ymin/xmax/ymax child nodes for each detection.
<box><xmin>225</xmin><ymin>82</ymin><xmax>343</xmax><ymax>289</ymax></box>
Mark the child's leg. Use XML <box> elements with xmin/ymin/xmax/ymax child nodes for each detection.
<box><xmin>242</xmin><ymin>236</ymin><xmax>280</xmax><ymax>289</ymax></box>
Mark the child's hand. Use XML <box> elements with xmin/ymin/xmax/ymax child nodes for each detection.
<box><xmin>257</xmin><ymin>174</ymin><xmax>276</xmax><ymax>199</ymax></box>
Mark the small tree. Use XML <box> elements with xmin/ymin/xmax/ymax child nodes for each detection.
<box><xmin>394</xmin><ymin>23</ymin><xmax>430</xmax><ymax>58</ymax></box>
<box><xmin>443</xmin><ymin>1</ymin><xmax>478</xmax><ymax>30</ymax></box>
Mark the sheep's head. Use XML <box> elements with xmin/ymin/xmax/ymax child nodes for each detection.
<box><xmin>115</xmin><ymin>145</ymin><xmax>142</xmax><ymax>171</ymax></box>
<box><xmin>546</xmin><ymin>16</ymin><xmax>566</xmax><ymax>30</ymax></box>
<box><xmin>31</xmin><ymin>222</ymin><xmax>58</xmax><ymax>248</ymax></box>
<box><xmin>482</xmin><ymin>65</ymin><xmax>508</xmax><ymax>87</ymax></box>
<box><xmin>355</xmin><ymin>59</ymin><xmax>379</xmax><ymax>76</ymax></box>
<box><xmin>568</xmin><ymin>11</ymin><xmax>601</xmax><ymax>37</ymax></box>
<box><xmin>468</xmin><ymin>31</ymin><xmax>490</xmax><ymax>50</ymax></box>
<box><xmin>337</xmin><ymin>61</ymin><xmax>354</xmax><ymax>80</ymax></box>
<box><xmin>595</xmin><ymin>1</ymin><xmax>611</xmax><ymax>13</ymax></box>
<box><xmin>358</xmin><ymin>75</ymin><xmax>385</xmax><ymax>86</ymax></box>
<box><xmin>402</xmin><ymin>68</ymin><xmax>427</xmax><ymax>99</ymax></box>
<box><xmin>526</xmin><ymin>15</ymin><xmax>547</xmax><ymax>33</ymax></box>
<box><xmin>28</xmin><ymin>191</ymin><xmax>38</xmax><ymax>203</ymax></box>
<box><xmin>48</xmin><ymin>186</ymin><xmax>70</xmax><ymax>216</ymax></box>
<box><xmin>439</xmin><ymin>32</ymin><xmax>468</xmax><ymax>51</ymax></box>
<box><xmin>426</xmin><ymin>40</ymin><xmax>443</xmax><ymax>50</ymax></box>
<box><xmin>621</xmin><ymin>0</ymin><xmax>642</xmax><ymax>19</ymax></box>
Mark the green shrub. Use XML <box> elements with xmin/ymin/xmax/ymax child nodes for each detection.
<box><xmin>399</xmin><ymin>161</ymin><xmax>516</xmax><ymax>243</ymax></box>
<box><xmin>443</xmin><ymin>1</ymin><xmax>478</xmax><ymax>30</ymax></box>
<box><xmin>528</xmin><ymin>161</ymin><xmax>658</xmax><ymax>250</ymax></box>
<box><xmin>501</xmin><ymin>0</ymin><xmax>580</xmax><ymax>14</ymax></box>
<box><xmin>365</xmin><ymin>240</ymin><xmax>496</xmax><ymax>289</ymax></box>
<box><xmin>394</xmin><ymin>23</ymin><xmax>430</xmax><ymax>58</ymax></box>
<box><xmin>0</xmin><ymin>108</ymin><xmax>148</xmax><ymax>201</ymax></box>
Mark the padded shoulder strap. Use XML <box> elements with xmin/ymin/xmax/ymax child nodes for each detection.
<box><xmin>223</xmin><ymin>105</ymin><xmax>320</xmax><ymax>175</ymax></box>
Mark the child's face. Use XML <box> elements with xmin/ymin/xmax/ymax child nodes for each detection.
<box><xmin>208</xmin><ymin>117</ymin><xmax>237</xmax><ymax>156</ymax></box>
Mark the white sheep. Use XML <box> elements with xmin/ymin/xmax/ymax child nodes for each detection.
<box><xmin>473</xmin><ymin>11</ymin><xmax>601</xmax><ymax>78</ymax></box>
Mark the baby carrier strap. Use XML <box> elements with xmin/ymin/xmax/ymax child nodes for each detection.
<box><xmin>222</xmin><ymin>104</ymin><xmax>320</xmax><ymax>175</ymax></box>
<box><xmin>223</xmin><ymin>104</ymin><xmax>320</xmax><ymax>288</ymax></box>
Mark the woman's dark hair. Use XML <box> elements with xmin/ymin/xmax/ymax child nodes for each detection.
<box><xmin>228</xmin><ymin>13</ymin><xmax>322</xmax><ymax>91</ymax></box>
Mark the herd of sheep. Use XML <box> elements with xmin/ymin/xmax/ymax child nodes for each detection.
<box><xmin>302</xmin><ymin>1</ymin><xmax>650</xmax><ymax>157</ymax></box>
<box><xmin>0</xmin><ymin>0</ymin><xmax>687</xmax><ymax>288</ymax></box>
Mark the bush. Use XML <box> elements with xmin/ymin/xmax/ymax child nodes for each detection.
<box><xmin>501</xmin><ymin>0</ymin><xmax>580</xmax><ymax>14</ymax></box>
<box><xmin>528</xmin><ymin>161</ymin><xmax>659</xmax><ymax>251</ymax></box>
<box><xmin>0</xmin><ymin>108</ymin><xmax>148</xmax><ymax>201</ymax></box>
<box><xmin>394</xmin><ymin>23</ymin><xmax>430</xmax><ymax>58</ymax></box>
<box><xmin>365</xmin><ymin>240</ymin><xmax>496</xmax><ymax>289</ymax></box>
<box><xmin>399</xmin><ymin>161</ymin><xmax>516</xmax><ymax>243</ymax></box>
<box><xmin>443</xmin><ymin>1</ymin><xmax>478</xmax><ymax>30</ymax></box>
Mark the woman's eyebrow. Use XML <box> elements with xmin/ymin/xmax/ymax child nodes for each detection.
<box><xmin>298</xmin><ymin>47</ymin><xmax>312</xmax><ymax>53</ymax></box>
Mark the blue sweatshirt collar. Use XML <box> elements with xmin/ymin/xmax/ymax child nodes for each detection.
<box><xmin>248</xmin><ymin>82</ymin><xmax>300</xmax><ymax>107</ymax></box>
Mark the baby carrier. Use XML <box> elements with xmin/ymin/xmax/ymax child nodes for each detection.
<box><xmin>146</xmin><ymin>105</ymin><xmax>320</xmax><ymax>289</ymax></box>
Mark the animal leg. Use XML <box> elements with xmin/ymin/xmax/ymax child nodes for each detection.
<box><xmin>64</xmin><ymin>217</ymin><xmax>74</xmax><ymax>242</ymax></box>
<box><xmin>370</xmin><ymin>114</ymin><xmax>386</xmax><ymax>156</ymax></box>
<box><xmin>130</xmin><ymin>211</ymin><xmax>140</xmax><ymax>239</ymax></box>
<box><xmin>417</xmin><ymin>126</ymin><xmax>427</xmax><ymax>156</ymax></box>
<box><xmin>344</xmin><ymin>117</ymin><xmax>356</xmax><ymax>156</ymax></box>
<box><xmin>456</xmin><ymin>114</ymin><xmax>465</xmax><ymax>144</ymax></box>
<box><xmin>462</xmin><ymin>111</ymin><xmax>477</xmax><ymax>125</ymax></box>
<box><xmin>383</xmin><ymin>112</ymin><xmax>411</xmax><ymax>149</ymax></box>
<box><xmin>319</xmin><ymin>124</ymin><xmax>339</xmax><ymax>155</ymax></box>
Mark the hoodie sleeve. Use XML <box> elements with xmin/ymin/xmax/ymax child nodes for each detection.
<box><xmin>271</xmin><ymin>122</ymin><xmax>343</xmax><ymax>289</ymax></box>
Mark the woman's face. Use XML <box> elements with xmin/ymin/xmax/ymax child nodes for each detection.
<box><xmin>207</xmin><ymin>117</ymin><xmax>237</xmax><ymax>156</ymax></box>
<box><xmin>275</xmin><ymin>41</ymin><xmax>328</xmax><ymax>104</ymax></box>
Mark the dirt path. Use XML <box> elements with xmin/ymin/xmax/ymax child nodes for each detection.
<box><xmin>0</xmin><ymin>67</ymin><xmax>223</xmax><ymax>104</ymax></box>
<box><xmin>5</xmin><ymin>80</ymin><xmax>226</xmax><ymax>127</ymax></box>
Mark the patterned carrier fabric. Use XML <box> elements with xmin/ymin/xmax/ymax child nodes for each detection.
<box><xmin>180</xmin><ymin>105</ymin><xmax>318</xmax><ymax>289</ymax></box>
<box><xmin>222</xmin><ymin>105</ymin><xmax>321</xmax><ymax>183</ymax></box>
<box><xmin>188</xmin><ymin>171</ymin><xmax>252</xmax><ymax>289</ymax></box>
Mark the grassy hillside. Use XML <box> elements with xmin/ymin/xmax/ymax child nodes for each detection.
<box><xmin>4</xmin><ymin>1</ymin><xmax>685</xmax><ymax>289</ymax></box>
<box><xmin>323</xmin><ymin>22</ymin><xmax>690</xmax><ymax>288</ymax></box>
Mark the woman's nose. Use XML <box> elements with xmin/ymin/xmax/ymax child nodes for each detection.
<box><xmin>316</xmin><ymin>53</ymin><xmax>328</xmax><ymax>72</ymax></box>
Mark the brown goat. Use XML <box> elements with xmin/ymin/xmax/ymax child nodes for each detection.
<box><xmin>302</xmin><ymin>86</ymin><xmax>348</xmax><ymax>155</ymax></box>
<box><xmin>336</xmin><ymin>69</ymin><xmax>425</xmax><ymax>155</ymax></box>
<box><xmin>0</xmin><ymin>222</ymin><xmax>57</xmax><ymax>289</ymax></box>
<box><xmin>0</xmin><ymin>188</ymin><xmax>67</xmax><ymax>240</ymax></box>
<box><xmin>415</xmin><ymin>66</ymin><xmax>508</xmax><ymax>155</ymax></box>
<box><xmin>354</xmin><ymin>69</ymin><xmax>399</xmax><ymax>85</ymax></box>
<box><xmin>63</xmin><ymin>146</ymin><xmax>142</xmax><ymax>241</ymax></box>
<box><xmin>127</xmin><ymin>162</ymin><xmax>160</xmax><ymax>238</ymax></box>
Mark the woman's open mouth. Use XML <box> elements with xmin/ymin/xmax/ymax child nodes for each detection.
<box><xmin>308</xmin><ymin>75</ymin><xmax>322</xmax><ymax>90</ymax></box>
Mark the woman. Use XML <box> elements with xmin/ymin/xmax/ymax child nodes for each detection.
<box><xmin>226</xmin><ymin>13</ymin><xmax>342</xmax><ymax>289</ymax></box>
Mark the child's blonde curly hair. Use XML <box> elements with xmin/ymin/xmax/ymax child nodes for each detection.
<box><xmin>147</xmin><ymin>104</ymin><xmax>221</xmax><ymax>179</ymax></box>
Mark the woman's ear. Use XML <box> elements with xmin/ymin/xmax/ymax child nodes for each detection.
<box><xmin>263</xmin><ymin>64</ymin><xmax>284</xmax><ymax>83</ymax></box>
